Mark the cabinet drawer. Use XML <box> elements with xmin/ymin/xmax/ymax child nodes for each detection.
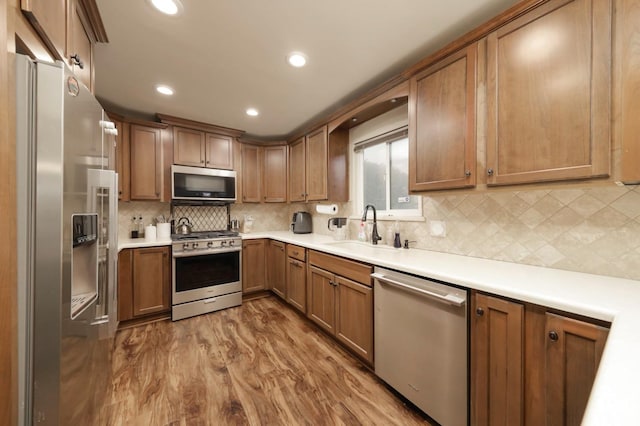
<box><xmin>287</xmin><ymin>244</ymin><xmax>306</xmax><ymax>262</ymax></box>
<box><xmin>309</xmin><ymin>250</ymin><xmax>372</xmax><ymax>286</ymax></box>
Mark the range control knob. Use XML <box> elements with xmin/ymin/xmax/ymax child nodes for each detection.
<box><xmin>221</xmin><ymin>240</ymin><xmax>227</xmax><ymax>247</ymax></box>
<box><xmin>229</xmin><ymin>240</ymin><xmax>235</xmax><ymax>247</ymax></box>
<box><xmin>207</xmin><ymin>241</ymin><xmax>214</xmax><ymax>248</ymax></box>
<box><xmin>182</xmin><ymin>243</ymin><xmax>190</xmax><ymax>251</ymax></box>
<box><xmin>193</xmin><ymin>242</ymin><xmax>199</xmax><ymax>249</ymax></box>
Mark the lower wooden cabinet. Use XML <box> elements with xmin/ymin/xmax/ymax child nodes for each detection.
<box><xmin>118</xmin><ymin>246</ymin><xmax>171</xmax><ymax>322</ymax></box>
<box><xmin>241</xmin><ymin>239</ymin><xmax>266</xmax><ymax>293</ymax></box>
<box><xmin>307</xmin><ymin>250</ymin><xmax>373</xmax><ymax>364</ymax></box>
<box><xmin>267</xmin><ymin>240</ymin><xmax>286</xmax><ymax>299</ymax></box>
<box><xmin>286</xmin><ymin>244</ymin><xmax>307</xmax><ymax>313</ymax></box>
<box><xmin>471</xmin><ymin>291</ymin><xmax>609</xmax><ymax>426</ymax></box>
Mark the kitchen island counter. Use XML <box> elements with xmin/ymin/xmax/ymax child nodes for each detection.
<box><xmin>243</xmin><ymin>230</ymin><xmax>640</xmax><ymax>426</ymax></box>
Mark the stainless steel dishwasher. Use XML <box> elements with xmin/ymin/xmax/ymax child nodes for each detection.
<box><xmin>373</xmin><ymin>267</ymin><xmax>468</xmax><ymax>426</ymax></box>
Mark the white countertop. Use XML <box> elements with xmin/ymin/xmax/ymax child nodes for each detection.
<box><xmin>243</xmin><ymin>230</ymin><xmax>640</xmax><ymax>425</ymax></box>
<box><xmin>118</xmin><ymin>236</ymin><xmax>172</xmax><ymax>250</ymax></box>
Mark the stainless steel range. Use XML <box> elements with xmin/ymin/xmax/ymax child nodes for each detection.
<box><xmin>171</xmin><ymin>230</ymin><xmax>242</xmax><ymax>321</ymax></box>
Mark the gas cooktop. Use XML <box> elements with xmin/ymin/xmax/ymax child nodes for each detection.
<box><xmin>171</xmin><ymin>230</ymin><xmax>239</xmax><ymax>241</ymax></box>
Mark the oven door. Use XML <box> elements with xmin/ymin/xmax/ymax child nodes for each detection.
<box><xmin>172</xmin><ymin>248</ymin><xmax>242</xmax><ymax>304</ymax></box>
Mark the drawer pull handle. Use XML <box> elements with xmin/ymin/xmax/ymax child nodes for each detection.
<box><xmin>204</xmin><ymin>298</ymin><xmax>218</xmax><ymax>304</ymax></box>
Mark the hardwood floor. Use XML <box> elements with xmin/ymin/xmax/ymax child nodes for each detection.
<box><xmin>101</xmin><ymin>296</ymin><xmax>432</xmax><ymax>425</ymax></box>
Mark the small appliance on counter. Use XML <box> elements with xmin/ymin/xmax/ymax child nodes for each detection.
<box><xmin>291</xmin><ymin>211</ymin><xmax>312</xmax><ymax>234</ymax></box>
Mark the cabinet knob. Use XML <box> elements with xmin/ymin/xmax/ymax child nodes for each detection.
<box><xmin>487</xmin><ymin>168</ymin><xmax>494</xmax><ymax>176</ymax></box>
<box><xmin>549</xmin><ymin>331</ymin><xmax>559</xmax><ymax>341</ymax></box>
<box><xmin>465</xmin><ymin>170</ymin><xmax>471</xmax><ymax>177</ymax></box>
<box><xmin>476</xmin><ymin>307</ymin><xmax>484</xmax><ymax>316</ymax></box>
<box><xmin>300</xmin><ymin>193</ymin><xmax>305</xmax><ymax>197</ymax></box>
<box><xmin>70</xmin><ymin>53</ymin><xmax>84</xmax><ymax>69</ymax></box>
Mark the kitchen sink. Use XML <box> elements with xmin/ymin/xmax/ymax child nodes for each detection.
<box><xmin>323</xmin><ymin>240</ymin><xmax>398</xmax><ymax>251</ymax></box>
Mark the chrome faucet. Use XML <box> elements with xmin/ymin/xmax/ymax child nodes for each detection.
<box><xmin>362</xmin><ymin>204</ymin><xmax>382</xmax><ymax>245</ymax></box>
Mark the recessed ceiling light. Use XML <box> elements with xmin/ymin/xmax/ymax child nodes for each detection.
<box><xmin>155</xmin><ymin>85</ymin><xmax>174</xmax><ymax>95</ymax></box>
<box><xmin>149</xmin><ymin>0</ymin><xmax>183</xmax><ymax>15</ymax></box>
<box><xmin>246</xmin><ymin>108</ymin><xmax>259</xmax><ymax>117</ymax></box>
<box><xmin>287</xmin><ymin>52</ymin><xmax>307</xmax><ymax>68</ymax></box>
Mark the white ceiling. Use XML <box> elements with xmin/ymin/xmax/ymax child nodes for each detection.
<box><xmin>94</xmin><ymin>0</ymin><xmax>520</xmax><ymax>139</ymax></box>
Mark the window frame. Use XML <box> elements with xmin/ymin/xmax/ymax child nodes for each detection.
<box><xmin>352</xmin><ymin>128</ymin><xmax>422</xmax><ymax>221</ymax></box>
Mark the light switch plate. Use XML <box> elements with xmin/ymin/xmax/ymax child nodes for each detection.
<box><xmin>429</xmin><ymin>220</ymin><xmax>446</xmax><ymax>237</ymax></box>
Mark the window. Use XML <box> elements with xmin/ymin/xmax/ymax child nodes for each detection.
<box><xmin>354</xmin><ymin>127</ymin><xmax>421</xmax><ymax>218</ymax></box>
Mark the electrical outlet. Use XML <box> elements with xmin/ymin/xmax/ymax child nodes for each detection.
<box><xmin>429</xmin><ymin>220</ymin><xmax>446</xmax><ymax>237</ymax></box>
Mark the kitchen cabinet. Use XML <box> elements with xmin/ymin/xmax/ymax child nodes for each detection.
<box><xmin>262</xmin><ymin>145</ymin><xmax>287</xmax><ymax>202</ymax></box>
<box><xmin>485</xmin><ymin>0</ymin><xmax>611</xmax><ymax>186</ymax></box>
<box><xmin>288</xmin><ymin>126</ymin><xmax>348</xmax><ymax>202</ymax></box>
<box><xmin>471</xmin><ymin>291</ymin><xmax>609</xmax><ymax>426</ymax></box>
<box><xmin>267</xmin><ymin>240</ymin><xmax>286</xmax><ymax>299</ymax></box>
<box><xmin>471</xmin><ymin>293</ymin><xmax>524</xmax><ymax>425</ymax></box>
<box><xmin>20</xmin><ymin>0</ymin><xmax>66</xmax><ymax>59</ymax></box>
<box><xmin>307</xmin><ymin>250</ymin><xmax>373</xmax><ymax>364</ymax></box>
<box><xmin>118</xmin><ymin>246</ymin><xmax>171</xmax><ymax>321</ymax></box>
<box><xmin>172</xmin><ymin>126</ymin><xmax>234</xmax><ymax>170</ymax></box>
<box><xmin>242</xmin><ymin>239</ymin><xmax>266</xmax><ymax>293</ymax></box>
<box><xmin>409</xmin><ymin>44</ymin><xmax>476</xmax><ymax>191</ymax></box>
<box><xmin>286</xmin><ymin>244</ymin><xmax>307</xmax><ymax>313</ymax></box>
<box><xmin>67</xmin><ymin>0</ymin><xmax>93</xmax><ymax>90</ymax></box>
<box><xmin>129</xmin><ymin>123</ymin><xmax>163</xmax><ymax>200</ymax></box>
<box><xmin>21</xmin><ymin>0</ymin><xmax>107</xmax><ymax>92</ymax></box>
<box><xmin>241</xmin><ymin>144</ymin><xmax>262</xmax><ymax>203</ymax></box>
<box><xmin>107</xmin><ymin>113</ymin><xmax>130</xmax><ymax>201</ymax></box>
<box><xmin>545</xmin><ymin>313</ymin><xmax>608</xmax><ymax>426</ymax></box>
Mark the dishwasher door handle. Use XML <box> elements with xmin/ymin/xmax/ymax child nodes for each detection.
<box><xmin>371</xmin><ymin>273</ymin><xmax>466</xmax><ymax>307</ymax></box>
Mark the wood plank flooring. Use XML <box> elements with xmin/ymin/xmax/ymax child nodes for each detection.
<box><xmin>100</xmin><ymin>296</ymin><xmax>432</xmax><ymax>425</ymax></box>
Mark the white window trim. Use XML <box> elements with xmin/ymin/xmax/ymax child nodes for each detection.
<box><xmin>350</xmin><ymin>131</ymin><xmax>423</xmax><ymax>222</ymax></box>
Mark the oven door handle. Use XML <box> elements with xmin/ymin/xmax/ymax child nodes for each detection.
<box><xmin>172</xmin><ymin>247</ymin><xmax>242</xmax><ymax>258</ymax></box>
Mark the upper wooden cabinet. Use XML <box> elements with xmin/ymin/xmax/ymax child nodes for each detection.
<box><xmin>130</xmin><ymin>124</ymin><xmax>163</xmax><ymax>201</ymax></box>
<box><xmin>263</xmin><ymin>145</ymin><xmax>287</xmax><ymax>203</ymax></box>
<box><xmin>288</xmin><ymin>137</ymin><xmax>306</xmax><ymax>202</ymax></box>
<box><xmin>172</xmin><ymin>126</ymin><xmax>234</xmax><ymax>170</ymax></box>
<box><xmin>241</xmin><ymin>144</ymin><xmax>262</xmax><ymax>203</ymax></box>
<box><xmin>409</xmin><ymin>44</ymin><xmax>477</xmax><ymax>191</ymax></box>
<box><xmin>288</xmin><ymin>126</ymin><xmax>348</xmax><ymax>202</ymax></box>
<box><xmin>21</xmin><ymin>0</ymin><xmax>107</xmax><ymax>92</ymax></box>
<box><xmin>485</xmin><ymin>0</ymin><xmax>611</xmax><ymax>186</ymax></box>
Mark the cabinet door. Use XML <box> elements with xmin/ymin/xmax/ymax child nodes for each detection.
<box><xmin>111</xmin><ymin>118</ymin><xmax>130</xmax><ymax>201</ymax></box>
<box><xmin>471</xmin><ymin>293</ymin><xmax>524</xmax><ymax>426</ymax></box>
<box><xmin>242</xmin><ymin>239</ymin><xmax>266</xmax><ymax>293</ymax></box>
<box><xmin>21</xmin><ymin>0</ymin><xmax>66</xmax><ymax>59</ymax></box>
<box><xmin>130</xmin><ymin>124</ymin><xmax>162</xmax><ymax>200</ymax></box>
<box><xmin>173</xmin><ymin>126</ymin><xmax>205</xmax><ymax>167</ymax></box>
<box><xmin>267</xmin><ymin>240</ymin><xmax>286</xmax><ymax>299</ymax></box>
<box><xmin>409</xmin><ymin>44</ymin><xmax>476</xmax><ymax>191</ymax></box>
<box><xmin>132</xmin><ymin>247</ymin><xmax>170</xmax><ymax>317</ymax></box>
<box><xmin>286</xmin><ymin>257</ymin><xmax>306</xmax><ymax>313</ymax></box>
<box><xmin>263</xmin><ymin>145</ymin><xmax>287</xmax><ymax>202</ymax></box>
<box><xmin>305</xmin><ymin>126</ymin><xmax>328</xmax><ymax>201</ymax></box>
<box><xmin>486</xmin><ymin>0</ymin><xmax>611</xmax><ymax>185</ymax></box>
<box><xmin>335</xmin><ymin>276</ymin><xmax>373</xmax><ymax>364</ymax></box>
<box><xmin>117</xmin><ymin>249</ymin><xmax>133</xmax><ymax>321</ymax></box>
<box><xmin>307</xmin><ymin>265</ymin><xmax>336</xmax><ymax>334</ymax></box>
<box><xmin>288</xmin><ymin>137</ymin><xmax>306</xmax><ymax>202</ymax></box>
<box><xmin>205</xmin><ymin>134</ymin><xmax>233</xmax><ymax>169</ymax></box>
<box><xmin>241</xmin><ymin>144</ymin><xmax>262</xmax><ymax>203</ymax></box>
<box><xmin>67</xmin><ymin>0</ymin><xmax>93</xmax><ymax>91</ymax></box>
<box><xmin>545</xmin><ymin>313</ymin><xmax>608</xmax><ymax>426</ymax></box>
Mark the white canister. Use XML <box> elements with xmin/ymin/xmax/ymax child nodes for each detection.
<box><xmin>157</xmin><ymin>223</ymin><xmax>171</xmax><ymax>239</ymax></box>
<box><xmin>145</xmin><ymin>225</ymin><xmax>157</xmax><ymax>241</ymax></box>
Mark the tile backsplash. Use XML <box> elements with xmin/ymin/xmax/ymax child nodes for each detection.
<box><xmin>336</xmin><ymin>185</ymin><xmax>640</xmax><ymax>281</ymax></box>
<box><xmin>118</xmin><ymin>184</ymin><xmax>640</xmax><ymax>281</ymax></box>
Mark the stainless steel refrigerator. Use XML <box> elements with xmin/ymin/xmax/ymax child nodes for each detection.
<box><xmin>16</xmin><ymin>54</ymin><xmax>119</xmax><ymax>425</ymax></box>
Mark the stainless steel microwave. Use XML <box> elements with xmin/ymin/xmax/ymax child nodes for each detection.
<box><xmin>171</xmin><ymin>165</ymin><xmax>236</xmax><ymax>202</ymax></box>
